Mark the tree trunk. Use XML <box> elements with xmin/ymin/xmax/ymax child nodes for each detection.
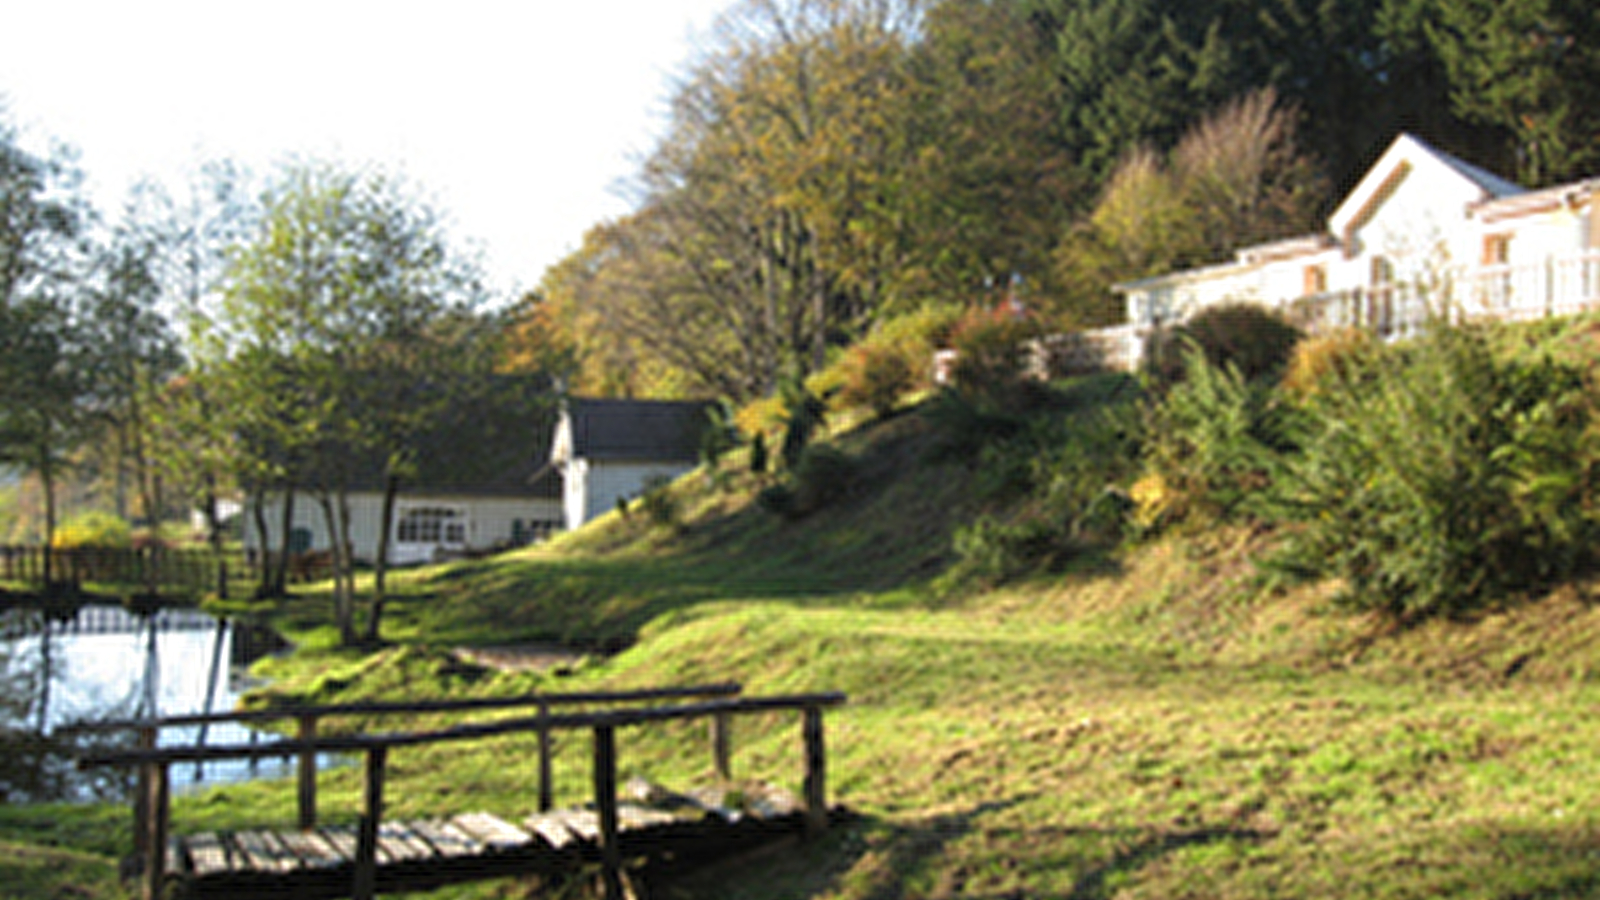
<box><xmin>274</xmin><ymin>486</ymin><xmax>296</xmax><ymax>597</ymax></box>
<box><xmin>367</xmin><ymin>472</ymin><xmax>400</xmax><ymax>645</ymax></box>
<box><xmin>318</xmin><ymin>492</ymin><xmax>356</xmax><ymax>646</ymax></box>
<box><xmin>336</xmin><ymin>487</ymin><xmax>357</xmax><ymax>640</ymax></box>
<box><xmin>204</xmin><ymin>478</ymin><xmax>227</xmax><ymax>600</ymax></box>
<box><xmin>39</xmin><ymin>439</ymin><xmax>56</xmax><ymax>592</ymax></box>
<box><xmin>251</xmin><ymin>487</ymin><xmax>271</xmax><ymax>598</ymax></box>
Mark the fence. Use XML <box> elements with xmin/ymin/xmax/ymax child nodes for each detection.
<box><xmin>0</xmin><ymin>545</ymin><xmax>239</xmax><ymax>599</ymax></box>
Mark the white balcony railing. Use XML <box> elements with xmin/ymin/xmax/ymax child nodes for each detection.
<box><xmin>1288</xmin><ymin>250</ymin><xmax>1600</xmax><ymax>340</ymax></box>
<box><xmin>988</xmin><ymin>251</ymin><xmax>1600</xmax><ymax>381</ymax></box>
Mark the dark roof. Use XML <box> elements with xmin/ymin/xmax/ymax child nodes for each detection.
<box><xmin>332</xmin><ymin>376</ymin><xmax>561</xmax><ymax>499</ymax></box>
<box><xmin>564</xmin><ymin>398</ymin><xmax>713</xmax><ymax>463</ymax></box>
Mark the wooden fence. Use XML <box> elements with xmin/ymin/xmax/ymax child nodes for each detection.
<box><xmin>0</xmin><ymin>545</ymin><xmax>239</xmax><ymax>599</ymax></box>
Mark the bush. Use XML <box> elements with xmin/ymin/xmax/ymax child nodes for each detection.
<box><xmin>835</xmin><ymin>342</ymin><xmax>917</xmax><ymax>419</ymax></box>
<box><xmin>749</xmin><ymin>431</ymin><xmax>769</xmax><ymax>475</ymax></box>
<box><xmin>1262</xmin><ymin>323</ymin><xmax>1600</xmax><ymax>620</ymax></box>
<box><xmin>52</xmin><ymin>511</ymin><xmax>133</xmax><ymax>549</ymax></box>
<box><xmin>946</xmin><ymin>307</ymin><xmax>1041</xmax><ymax>410</ymax></box>
<box><xmin>1138</xmin><ymin>348</ymin><xmax>1302</xmax><ymax>530</ymax></box>
<box><xmin>951</xmin><ymin>514</ymin><xmax>1065</xmax><ymax>585</ymax></box>
<box><xmin>1280</xmin><ymin>327</ymin><xmax>1373</xmax><ymax>401</ymax></box>
<box><xmin>778</xmin><ymin>378</ymin><xmax>828</xmax><ymax>471</ymax></box>
<box><xmin>637</xmin><ymin>475</ymin><xmax>680</xmax><ymax>530</ymax></box>
<box><xmin>757</xmin><ymin>444</ymin><xmax>859</xmax><ymax>520</ymax></box>
<box><xmin>1144</xmin><ymin>302</ymin><xmax>1302</xmax><ymax>389</ymax></box>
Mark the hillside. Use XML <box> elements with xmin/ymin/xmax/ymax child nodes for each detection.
<box><xmin>243</xmin><ymin>364</ymin><xmax>1600</xmax><ymax>899</ymax></box>
<box><xmin>11</xmin><ymin>354</ymin><xmax>1600</xmax><ymax>899</ymax></box>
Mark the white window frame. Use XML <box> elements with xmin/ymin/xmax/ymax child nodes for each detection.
<box><xmin>395</xmin><ymin>505</ymin><xmax>468</xmax><ymax>549</ymax></box>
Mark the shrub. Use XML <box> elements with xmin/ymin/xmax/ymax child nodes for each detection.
<box><xmin>1262</xmin><ymin>323</ymin><xmax>1600</xmax><ymax>620</ymax></box>
<box><xmin>778</xmin><ymin>378</ymin><xmax>828</xmax><ymax>471</ymax></box>
<box><xmin>1144</xmin><ymin>302</ymin><xmax>1302</xmax><ymax>389</ymax></box>
<box><xmin>699</xmin><ymin>401</ymin><xmax>739</xmax><ymax>474</ymax></box>
<box><xmin>637</xmin><ymin>475</ymin><xmax>679</xmax><ymax>530</ymax></box>
<box><xmin>951</xmin><ymin>514</ymin><xmax>1065</xmax><ymax>585</ymax></box>
<box><xmin>749</xmin><ymin>431</ymin><xmax>769</xmax><ymax>475</ymax></box>
<box><xmin>1280</xmin><ymin>327</ymin><xmax>1373</xmax><ymax>401</ymax></box>
<box><xmin>946</xmin><ymin>307</ymin><xmax>1041</xmax><ymax>409</ymax></box>
<box><xmin>756</xmin><ymin>444</ymin><xmax>858</xmax><ymax>520</ymax></box>
<box><xmin>1139</xmin><ymin>347</ymin><xmax>1302</xmax><ymax>530</ymax></box>
<box><xmin>52</xmin><ymin>512</ymin><xmax>133</xmax><ymax>549</ymax></box>
<box><xmin>835</xmin><ymin>342</ymin><xmax>917</xmax><ymax>419</ymax></box>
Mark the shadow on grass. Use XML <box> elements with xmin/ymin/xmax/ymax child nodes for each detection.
<box><xmin>680</xmin><ymin>796</ymin><xmax>1272</xmax><ymax>900</ymax></box>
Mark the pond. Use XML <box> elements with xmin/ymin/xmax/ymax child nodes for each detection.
<box><xmin>0</xmin><ymin>603</ymin><xmax>309</xmax><ymax>803</ymax></box>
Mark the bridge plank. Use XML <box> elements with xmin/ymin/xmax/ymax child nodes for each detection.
<box><xmin>408</xmin><ymin>819</ymin><xmax>483</xmax><ymax>859</ymax></box>
<box><xmin>377</xmin><ymin>822</ymin><xmax>438</xmax><ymax>863</ymax></box>
<box><xmin>316</xmin><ymin>825</ymin><xmax>359</xmax><ymax>864</ymax></box>
<box><xmin>184</xmin><ymin>831</ymin><xmax>234</xmax><ymax>877</ymax></box>
<box><xmin>233</xmin><ymin>829</ymin><xmax>300</xmax><ymax>873</ymax></box>
<box><xmin>556</xmin><ymin>808</ymin><xmax>601</xmax><ymax>843</ymax></box>
<box><xmin>523</xmin><ymin>812</ymin><xmax>582</xmax><ymax>851</ymax></box>
<box><xmin>274</xmin><ymin>829</ymin><xmax>346</xmax><ymax>870</ymax></box>
<box><xmin>450</xmin><ymin>812</ymin><xmax>531</xmax><ymax>851</ymax></box>
<box><xmin>618</xmin><ymin>803</ymin><xmax>681</xmax><ymax>831</ymax></box>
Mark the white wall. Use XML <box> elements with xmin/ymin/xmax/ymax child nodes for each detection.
<box><xmin>565</xmin><ymin>459</ymin><xmax>696</xmax><ymax>530</ymax></box>
<box><xmin>246</xmin><ymin>491</ymin><xmax>562</xmax><ymax>564</ymax></box>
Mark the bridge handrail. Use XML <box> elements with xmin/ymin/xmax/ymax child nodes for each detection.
<box><xmin>77</xmin><ymin>691</ymin><xmax>844</xmax><ymax>767</ymax></box>
<box><xmin>62</xmin><ymin>681</ymin><xmax>744</xmax><ymax>734</ymax></box>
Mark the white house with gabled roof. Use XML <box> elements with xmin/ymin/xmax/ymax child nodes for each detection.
<box><xmin>1097</xmin><ymin>133</ymin><xmax>1600</xmax><ymax>369</ymax></box>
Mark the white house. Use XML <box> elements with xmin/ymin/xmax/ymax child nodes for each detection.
<box><xmin>1103</xmin><ymin>133</ymin><xmax>1600</xmax><ymax>368</ymax></box>
<box><xmin>245</xmin><ymin>382</ymin><xmax>564</xmax><ymax>567</ymax></box>
<box><xmin>548</xmin><ymin>398</ymin><xmax>713</xmax><ymax>531</ymax></box>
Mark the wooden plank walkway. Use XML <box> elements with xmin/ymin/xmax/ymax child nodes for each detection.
<box><xmin>166</xmin><ymin>791</ymin><xmax>816</xmax><ymax>899</ymax></box>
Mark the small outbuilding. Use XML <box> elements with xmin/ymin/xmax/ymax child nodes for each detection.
<box><xmin>548</xmin><ymin>398</ymin><xmax>714</xmax><ymax>531</ymax></box>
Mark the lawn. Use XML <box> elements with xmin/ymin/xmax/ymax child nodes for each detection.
<box><xmin>6</xmin><ymin>394</ymin><xmax>1600</xmax><ymax>899</ymax></box>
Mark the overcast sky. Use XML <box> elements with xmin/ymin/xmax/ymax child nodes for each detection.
<box><xmin>0</xmin><ymin>0</ymin><xmax>733</xmax><ymax>299</ymax></box>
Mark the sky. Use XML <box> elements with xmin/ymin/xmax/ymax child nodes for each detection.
<box><xmin>0</xmin><ymin>0</ymin><xmax>734</xmax><ymax>300</ymax></box>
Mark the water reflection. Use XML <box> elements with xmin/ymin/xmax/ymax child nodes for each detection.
<box><xmin>0</xmin><ymin>605</ymin><xmax>295</xmax><ymax>802</ymax></box>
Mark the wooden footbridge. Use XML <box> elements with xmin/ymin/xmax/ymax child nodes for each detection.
<box><xmin>76</xmin><ymin>683</ymin><xmax>846</xmax><ymax>900</ymax></box>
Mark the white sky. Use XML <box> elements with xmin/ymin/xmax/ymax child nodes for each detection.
<box><xmin>0</xmin><ymin>0</ymin><xmax>733</xmax><ymax>300</ymax></box>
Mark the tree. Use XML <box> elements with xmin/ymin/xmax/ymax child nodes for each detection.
<box><xmin>220</xmin><ymin>160</ymin><xmax>491</xmax><ymax>644</ymax></box>
<box><xmin>1053</xmin><ymin>88</ymin><xmax>1323</xmax><ymax>325</ymax></box>
<box><xmin>144</xmin><ymin>162</ymin><xmax>259</xmax><ymax>597</ymax></box>
<box><xmin>82</xmin><ymin>198</ymin><xmax>184</xmax><ymax>541</ymax></box>
<box><xmin>0</xmin><ymin>109</ymin><xmax>94</xmax><ymax>585</ymax></box>
<box><xmin>893</xmin><ymin>0</ymin><xmax>1079</xmax><ymax>317</ymax></box>
<box><xmin>1423</xmin><ymin>0</ymin><xmax>1600</xmax><ymax>186</ymax></box>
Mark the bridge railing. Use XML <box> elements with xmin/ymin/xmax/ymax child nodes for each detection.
<box><xmin>77</xmin><ymin>684</ymin><xmax>847</xmax><ymax>900</ymax></box>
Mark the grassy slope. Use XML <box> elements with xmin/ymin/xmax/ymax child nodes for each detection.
<box><xmin>12</xmin><ymin>387</ymin><xmax>1600</xmax><ymax>899</ymax></box>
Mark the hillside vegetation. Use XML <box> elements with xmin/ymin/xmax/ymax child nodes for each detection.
<box><xmin>11</xmin><ymin>317</ymin><xmax>1600</xmax><ymax>899</ymax></box>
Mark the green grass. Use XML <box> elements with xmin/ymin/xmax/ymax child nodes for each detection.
<box><xmin>9</xmin><ymin>383</ymin><xmax>1600</xmax><ymax>898</ymax></box>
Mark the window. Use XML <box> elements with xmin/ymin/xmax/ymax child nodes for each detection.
<box><xmin>396</xmin><ymin>506</ymin><xmax>466</xmax><ymax>545</ymax></box>
<box><xmin>1369</xmin><ymin>255</ymin><xmax>1393</xmax><ymax>286</ymax></box>
<box><xmin>1482</xmin><ymin>233</ymin><xmax>1512</xmax><ymax>266</ymax></box>
<box><xmin>1302</xmin><ymin>264</ymin><xmax>1327</xmax><ymax>296</ymax></box>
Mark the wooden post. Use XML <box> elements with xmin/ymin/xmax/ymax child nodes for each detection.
<box><xmin>711</xmin><ymin>710</ymin><xmax>731</xmax><ymax>781</ymax></box>
<box><xmin>133</xmin><ymin>726</ymin><xmax>155</xmax><ymax>865</ymax></box>
<box><xmin>297</xmin><ymin>714</ymin><xmax>318</xmax><ymax>830</ymax></box>
<box><xmin>593</xmin><ymin>725</ymin><xmax>622</xmax><ymax>900</ymax></box>
<box><xmin>143</xmin><ymin>762</ymin><xmax>169</xmax><ymax>900</ymax></box>
<box><xmin>802</xmin><ymin>706</ymin><xmax>827</xmax><ymax>839</ymax></box>
<box><xmin>353</xmin><ymin>746</ymin><xmax>387</xmax><ymax>900</ymax></box>
<box><xmin>537</xmin><ymin>698</ymin><xmax>553</xmax><ymax>812</ymax></box>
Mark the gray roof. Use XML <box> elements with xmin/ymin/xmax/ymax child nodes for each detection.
<box><xmin>1410</xmin><ymin>133</ymin><xmax>1526</xmax><ymax>199</ymax></box>
<box><xmin>563</xmin><ymin>398</ymin><xmax>713</xmax><ymax>463</ymax></box>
